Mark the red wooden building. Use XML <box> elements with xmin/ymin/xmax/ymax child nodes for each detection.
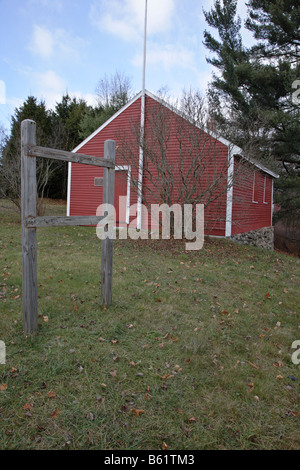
<box><xmin>67</xmin><ymin>90</ymin><xmax>279</xmax><ymax>238</ymax></box>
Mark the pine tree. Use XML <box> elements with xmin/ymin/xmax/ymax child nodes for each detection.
<box><xmin>203</xmin><ymin>0</ymin><xmax>300</xmax><ymax>220</ymax></box>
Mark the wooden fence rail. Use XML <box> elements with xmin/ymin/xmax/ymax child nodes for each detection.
<box><xmin>21</xmin><ymin>119</ymin><xmax>116</xmax><ymax>334</ymax></box>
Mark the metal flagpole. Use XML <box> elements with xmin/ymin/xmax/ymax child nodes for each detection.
<box><xmin>137</xmin><ymin>0</ymin><xmax>148</xmax><ymax>230</ymax></box>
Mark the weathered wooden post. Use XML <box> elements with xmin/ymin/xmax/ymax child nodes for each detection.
<box><xmin>20</xmin><ymin>121</ymin><xmax>115</xmax><ymax>333</ymax></box>
<box><xmin>21</xmin><ymin>120</ymin><xmax>38</xmax><ymax>334</ymax></box>
<box><xmin>101</xmin><ymin>140</ymin><xmax>116</xmax><ymax>305</ymax></box>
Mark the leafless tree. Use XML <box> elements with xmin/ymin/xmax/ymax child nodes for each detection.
<box><xmin>95</xmin><ymin>71</ymin><xmax>133</xmax><ymax>110</ymax></box>
<box><xmin>0</xmin><ymin>120</ymin><xmax>66</xmax><ymax>216</ymax></box>
<box><xmin>117</xmin><ymin>89</ymin><xmax>249</xmax><ymax>233</ymax></box>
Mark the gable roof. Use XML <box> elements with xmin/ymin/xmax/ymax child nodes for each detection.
<box><xmin>73</xmin><ymin>89</ymin><xmax>279</xmax><ymax>179</ymax></box>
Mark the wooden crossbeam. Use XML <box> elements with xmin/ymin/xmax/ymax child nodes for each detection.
<box><xmin>25</xmin><ymin>215</ymin><xmax>105</xmax><ymax>228</ymax></box>
<box><xmin>27</xmin><ymin>144</ymin><xmax>115</xmax><ymax>168</ymax></box>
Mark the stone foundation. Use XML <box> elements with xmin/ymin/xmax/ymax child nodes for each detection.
<box><xmin>230</xmin><ymin>226</ymin><xmax>274</xmax><ymax>251</ymax></box>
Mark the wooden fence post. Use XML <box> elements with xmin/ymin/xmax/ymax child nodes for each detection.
<box><xmin>21</xmin><ymin>119</ymin><xmax>38</xmax><ymax>334</ymax></box>
<box><xmin>101</xmin><ymin>140</ymin><xmax>116</xmax><ymax>305</ymax></box>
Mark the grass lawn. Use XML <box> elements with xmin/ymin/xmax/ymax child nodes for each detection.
<box><xmin>0</xmin><ymin>200</ymin><xmax>299</xmax><ymax>450</ymax></box>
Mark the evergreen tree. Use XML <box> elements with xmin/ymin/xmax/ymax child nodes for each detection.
<box><xmin>0</xmin><ymin>97</ymin><xmax>57</xmax><ymax>212</ymax></box>
<box><xmin>203</xmin><ymin>0</ymin><xmax>300</xmax><ymax>220</ymax></box>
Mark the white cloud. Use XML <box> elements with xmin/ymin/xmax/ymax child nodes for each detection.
<box><xmin>33</xmin><ymin>70</ymin><xmax>67</xmax><ymax>107</ymax></box>
<box><xmin>29</xmin><ymin>25</ymin><xmax>87</xmax><ymax>62</ymax></box>
<box><xmin>37</xmin><ymin>70</ymin><xmax>67</xmax><ymax>93</ymax></box>
<box><xmin>133</xmin><ymin>42</ymin><xmax>195</xmax><ymax>71</ymax></box>
<box><xmin>32</xmin><ymin>70</ymin><xmax>98</xmax><ymax>109</ymax></box>
<box><xmin>90</xmin><ymin>0</ymin><xmax>175</xmax><ymax>41</ymax></box>
<box><xmin>30</xmin><ymin>25</ymin><xmax>54</xmax><ymax>59</ymax></box>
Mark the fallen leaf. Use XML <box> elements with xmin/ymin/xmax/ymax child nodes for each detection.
<box><xmin>248</xmin><ymin>361</ymin><xmax>259</xmax><ymax>370</ymax></box>
<box><xmin>23</xmin><ymin>403</ymin><xmax>33</xmax><ymax>411</ymax></box>
<box><xmin>51</xmin><ymin>409</ymin><xmax>60</xmax><ymax>419</ymax></box>
<box><xmin>188</xmin><ymin>417</ymin><xmax>196</xmax><ymax>423</ymax></box>
<box><xmin>162</xmin><ymin>441</ymin><xmax>168</xmax><ymax>450</ymax></box>
<box><xmin>110</xmin><ymin>370</ymin><xmax>117</xmax><ymax>377</ymax></box>
<box><xmin>131</xmin><ymin>409</ymin><xmax>145</xmax><ymax>417</ymax></box>
<box><xmin>0</xmin><ymin>384</ymin><xmax>8</xmax><ymax>391</ymax></box>
<box><xmin>161</xmin><ymin>374</ymin><xmax>171</xmax><ymax>379</ymax></box>
<box><xmin>47</xmin><ymin>390</ymin><xmax>56</xmax><ymax>399</ymax></box>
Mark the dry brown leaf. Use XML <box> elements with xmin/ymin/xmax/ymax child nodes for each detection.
<box><xmin>161</xmin><ymin>374</ymin><xmax>171</xmax><ymax>379</ymax></box>
<box><xmin>51</xmin><ymin>409</ymin><xmax>60</xmax><ymax>419</ymax></box>
<box><xmin>0</xmin><ymin>384</ymin><xmax>8</xmax><ymax>391</ymax></box>
<box><xmin>23</xmin><ymin>403</ymin><xmax>33</xmax><ymax>411</ymax></box>
<box><xmin>188</xmin><ymin>417</ymin><xmax>196</xmax><ymax>423</ymax></box>
<box><xmin>248</xmin><ymin>361</ymin><xmax>259</xmax><ymax>369</ymax></box>
<box><xmin>131</xmin><ymin>409</ymin><xmax>145</xmax><ymax>417</ymax></box>
<box><xmin>47</xmin><ymin>390</ymin><xmax>56</xmax><ymax>399</ymax></box>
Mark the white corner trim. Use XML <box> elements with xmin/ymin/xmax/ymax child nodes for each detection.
<box><xmin>271</xmin><ymin>178</ymin><xmax>274</xmax><ymax>225</ymax></box>
<box><xmin>66</xmin><ymin>162</ymin><xmax>72</xmax><ymax>216</ymax></box>
<box><xmin>225</xmin><ymin>150</ymin><xmax>234</xmax><ymax>237</ymax></box>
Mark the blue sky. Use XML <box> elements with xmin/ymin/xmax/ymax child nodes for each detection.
<box><xmin>0</xmin><ymin>0</ymin><xmax>254</xmax><ymax>132</ymax></box>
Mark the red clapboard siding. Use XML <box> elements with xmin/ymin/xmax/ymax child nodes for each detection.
<box><xmin>141</xmin><ymin>95</ymin><xmax>229</xmax><ymax>236</ymax></box>
<box><xmin>69</xmin><ymin>91</ymin><xmax>276</xmax><ymax>237</ymax></box>
<box><xmin>70</xmin><ymin>98</ymin><xmax>141</xmax><ymax>218</ymax></box>
<box><xmin>231</xmin><ymin>156</ymin><xmax>273</xmax><ymax>235</ymax></box>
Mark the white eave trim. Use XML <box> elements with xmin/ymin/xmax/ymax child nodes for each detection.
<box><xmin>145</xmin><ymin>90</ymin><xmax>279</xmax><ymax>180</ymax></box>
<box><xmin>72</xmin><ymin>91</ymin><xmax>143</xmax><ymax>154</ymax></box>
